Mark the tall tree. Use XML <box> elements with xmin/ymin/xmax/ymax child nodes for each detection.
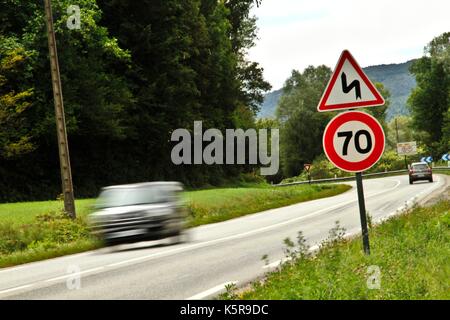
<box><xmin>366</xmin><ymin>82</ymin><xmax>390</xmax><ymax>127</ymax></box>
<box><xmin>386</xmin><ymin>115</ymin><xmax>416</xmax><ymax>150</ymax></box>
<box><xmin>97</xmin><ymin>0</ymin><xmax>271</xmax><ymax>185</ymax></box>
<box><xmin>408</xmin><ymin>32</ymin><xmax>450</xmax><ymax>156</ymax></box>
<box><xmin>224</xmin><ymin>0</ymin><xmax>271</xmax><ymax>116</ymax></box>
<box><xmin>276</xmin><ymin>66</ymin><xmax>333</xmax><ymax>177</ymax></box>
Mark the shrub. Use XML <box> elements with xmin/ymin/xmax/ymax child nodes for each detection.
<box><xmin>0</xmin><ymin>210</ymin><xmax>93</xmax><ymax>255</ymax></box>
<box><xmin>0</xmin><ymin>223</ymin><xmax>28</xmax><ymax>254</ymax></box>
<box><xmin>282</xmin><ymin>150</ymin><xmax>414</xmax><ymax>183</ymax></box>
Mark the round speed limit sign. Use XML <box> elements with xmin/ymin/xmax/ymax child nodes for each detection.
<box><xmin>323</xmin><ymin>111</ymin><xmax>385</xmax><ymax>172</ymax></box>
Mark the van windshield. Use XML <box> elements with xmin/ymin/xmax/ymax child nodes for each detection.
<box><xmin>96</xmin><ymin>187</ymin><xmax>169</xmax><ymax>208</ymax></box>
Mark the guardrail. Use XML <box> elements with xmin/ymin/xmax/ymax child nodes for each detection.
<box><xmin>276</xmin><ymin>166</ymin><xmax>450</xmax><ymax>187</ymax></box>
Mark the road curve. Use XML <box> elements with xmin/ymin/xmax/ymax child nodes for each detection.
<box><xmin>0</xmin><ymin>174</ymin><xmax>448</xmax><ymax>300</ymax></box>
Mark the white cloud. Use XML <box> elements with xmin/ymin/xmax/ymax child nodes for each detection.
<box><xmin>248</xmin><ymin>0</ymin><xmax>450</xmax><ymax>89</ymax></box>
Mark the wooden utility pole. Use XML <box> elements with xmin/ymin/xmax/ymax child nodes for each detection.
<box><xmin>43</xmin><ymin>0</ymin><xmax>76</xmax><ymax>218</ymax></box>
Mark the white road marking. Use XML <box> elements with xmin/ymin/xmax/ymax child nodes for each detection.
<box><xmin>186</xmin><ymin>281</ymin><xmax>238</xmax><ymax>300</ymax></box>
<box><xmin>0</xmin><ymin>178</ymin><xmax>403</xmax><ymax>296</ymax></box>
<box><xmin>0</xmin><ymin>267</ymin><xmax>105</xmax><ymax>298</ymax></box>
<box><xmin>2</xmin><ymin>176</ymin><xmax>445</xmax><ymax>298</ymax></box>
<box><xmin>262</xmin><ymin>260</ymin><xmax>281</xmax><ymax>269</ymax></box>
<box><xmin>0</xmin><ymin>284</ymin><xmax>33</xmax><ymax>295</ymax></box>
<box><xmin>106</xmin><ymin>179</ymin><xmax>402</xmax><ymax>268</ymax></box>
<box><xmin>0</xmin><ymin>265</ymin><xmax>26</xmax><ymax>274</ymax></box>
<box><xmin>44</xmin><ymin>267</ymin><xmax>106</xmax><ymax>283</ymax></box>
<box><xmin>262</xmin><ymin>259</ymin><xmax>285</xmax><ymax>269</ymax></box>
<box><xmin>261</xmin><ymin>177</ymin><xmax>446</xmax><ymax>281</ymax></box>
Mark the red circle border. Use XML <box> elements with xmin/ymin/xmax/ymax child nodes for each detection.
<box><xmin>323</xmin><ymin>111</ymin><xmax>385</xmax><ymax>172</ymax></box>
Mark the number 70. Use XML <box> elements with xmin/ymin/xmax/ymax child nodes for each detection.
<box><xmin>337</xmin><ymin>130</ymin><xmax>372</xmax><ymax>156</ymax></box>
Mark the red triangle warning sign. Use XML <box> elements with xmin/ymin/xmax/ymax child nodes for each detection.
<box><xmin>317</xmin><ymin>50</ymin><xmax>385</xmax><ymax>112</ymax></box>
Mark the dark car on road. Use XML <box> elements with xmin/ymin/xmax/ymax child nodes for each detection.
<box><xmin>408</xmin><ymin>162</ymin><xmax>433</xmax><ymax>184</ymax></box>
<box><xmin>89</xmin><ymin>182</ymin><xmax>188</xmax><ymax>246</ymax></box>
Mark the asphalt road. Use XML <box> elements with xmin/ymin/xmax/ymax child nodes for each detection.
<box><xmin>0</xmin><ymin>174</ymin><xmax>448</xmax><ymax>300</ymax></box>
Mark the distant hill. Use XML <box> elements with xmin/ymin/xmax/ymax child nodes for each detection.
<box><xmin>258</xmin><ymin>89</ymin><xmax>283</xmax><ymax>118</ymax></box>
<box><xmin>364</xmin><ymin>60</ymin><xmax>416</xmax><ymax>120</ymax></box>
<box><xmin>258</xmin><ymin>60</ymin><xmax>417</xmax><ymax>120</ymax></box>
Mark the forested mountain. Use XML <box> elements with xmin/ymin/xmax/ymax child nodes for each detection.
<box><xmin>364</xmin><ymin>60</ymin><xmax>416</xmax><ymax>120</ymax></box>
<box><xmin>258</xmin><ymin>89</ymin><xmax>282</xmax><ymax>118</ymax></box>
<box><xmin>258</xmin><ymin>60</ymin><xmax>417</xmax><ymax>120</ymax></box>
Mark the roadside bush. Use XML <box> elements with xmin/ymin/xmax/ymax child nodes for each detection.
<box><xmin>282</xmin><ymin>155</ymin><xmax>351</xmax><ymax>183</ymax></box>
<box><xmin>239</xmin><ymin>172</ymin><xmax>267</xmax><ymax>185</ymax></box>
<box><xmin>282</xmin><ymin>150</ymin><xmax>415</xmax><ymax>183</ymax></box>
<box><xmin>0</xmin><ymin>223</ymin><xmax>28</xmax><ymax>253</ymax></box>
<box><xmin>0</xmin><ymin>210</ymin><xmax>93</xmax><ymax>255</ymax></box>
<box><xmin>366</xmin><ymin>150</ymin><xmax>408</xmax><ymax>173</ymax></box>
<box><xmin>34</xmin><ymin>211</ymin><xmax>91</xmax><ymax>244</ymax></box>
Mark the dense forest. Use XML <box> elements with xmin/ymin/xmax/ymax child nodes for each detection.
<box><xmin>0</xmin><ymin>0</ymin><xmax>271</xmax><ymax>201</ymax></box>
<box><xmin>408</xmin><ymin>32</ymin><xmax>450</xmax><ymax>158</ymax></box>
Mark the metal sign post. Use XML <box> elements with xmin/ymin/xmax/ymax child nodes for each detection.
<box><xmin>355</xmin><ymin>172</ymin><xmax>370</xmax><ymax>254</ymax></box>
<box><xmin>44</xmin><ymin>0</ymin><xmax>76</xmax><ymax>218</ymax></box>
<box><xmin>318</xmin><ymin>50</ymin><xmax>387</xmax><ymax>255</ymax></box>
<box><xmin>396</xmin><ymin>141</ymin><xmax>417</xmax><ymax>171</ymax></box>
<box><xmin>304</xmin><ymin>164</ymin><xmax>312</xmax><ymax>184</ymax></box>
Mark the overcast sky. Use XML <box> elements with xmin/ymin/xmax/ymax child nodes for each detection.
<box><xmin>248</xmin><ymin>0</ymin><xmax>450</xmax><ymax>89</ymax></box>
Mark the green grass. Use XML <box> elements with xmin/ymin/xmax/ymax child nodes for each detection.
<box><xmin>0</xmin><ymin>183</ymin><xmax>351</xmax><ymax>268</ymax></box>
<box><xmin>0</xmin><ymin>240</ymin><xmax>102</xmax><ymax>268</ymax></box>
<box><xmin>0</xmin><ymin>184</ymin><xmax>351</xmax><ymax>227</ymax></box>
<box><xmin>0</xmin><ymin>199</ymin><xmax>95</xmax><ymax>225</ymax></box>
<box><xmin>232</xmin><ymin>200</ymin><xmax>450</xmax><ymax>300</ymax></box>
<box><xmin>186</xmin><ymin>184</ymin><xmax>351</xmax><ymax>227</ymax></box>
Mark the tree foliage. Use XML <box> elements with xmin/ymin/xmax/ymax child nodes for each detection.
<box><xmin>0</xmin><ymin>0</ymin><xmax>271</xmax><ymax>201</ymax></box>
<box><xmin>408</xmin><ymin>32</ymin><xmax>450</xmax><ymax>156</ymax></box>
<box><xmin>276</xmin><ymin>66</ymin><xmax>333</xmax><ymax>177</ymax></box>
<box><xmin>276</xmin><ymin>65</ymin><xmax>391</xmax><ymax>179</ymax></box>
<box><xmin>0</xmin><ymin>42</ymin><xmax>34</xmax><ymax>158</ymax></box>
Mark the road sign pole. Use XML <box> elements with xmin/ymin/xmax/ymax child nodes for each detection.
<box><xmin>44</xmin><ymin>0</ymin><xmax>76</xmax><ymax>219</ymax></box>
<box><xmin>318</xmin><ymin>51</ymin><xmax>384</xmax><ymax>256</ymax></box>
<box><xmin>355</xmin><ymin>172</ymin><xmax>370</xmax><ymax>255</ymax></box>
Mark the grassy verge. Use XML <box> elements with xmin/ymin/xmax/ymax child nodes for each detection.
<box><xmin>186</xmin><ymin>184</ymin><xmax>351</xmax><ymax>227</ymax></box>
<box><xmin>228</xmin><ymin>200</ymin><xmax>450</xmax><ymax>300</ymax></box>
<box><xmin>0</xmin><ymin>183</ymin><xmax>351</xmax><ymax>268</ymax></box>
<box><xmin>0</xmin><ymin>199</ymin><xmax>95</xmax><ymax>225</ymax></box>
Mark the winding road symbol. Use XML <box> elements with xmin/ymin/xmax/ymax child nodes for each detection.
<box><xmin>317</xmin><ymin>50</ymin><xmax>385</xmax><ymax>112</ymax></box>
<box><xmin>341</xmin><ymin>72</ymin><xmax>361</xmax><ymax>100</ymax></box>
